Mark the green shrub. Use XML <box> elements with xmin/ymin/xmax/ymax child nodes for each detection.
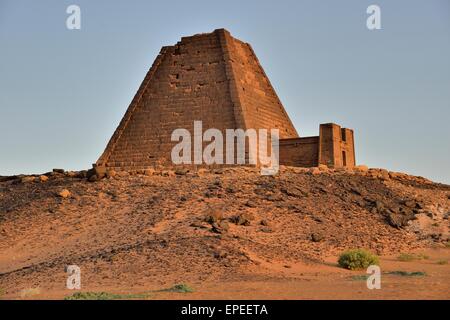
<box><xmin>416</xmin><ymin>253</ymin><xmax>429</xmax><ymax>260</ymax></box>
<box><xmin>65</xmin><ymin>292</ymin><xmax>150</xmax><ymax>300</ymax></box>
<box><xmin>20</xmin><ymin>287</ymin><xmax>41</xmax><ymax>298</ymax></box>
<box><xmin>65</xmin><ymin>292</ymin><xmax>116</xmax><ymax>300</ymax></box>
<box><xmin>338</xmin><ymin>249</ymin><xmax>379</xmax><ymax>270</ymax></box>
<box><xmin>397</xmin><ymin>253</ymin><xmax>415</xmax><ymax>261</ymax></box>
<box><xmin>397</xmin><ymin>253</ymin><xmax>429</xmax><ymax>262</ymax></box>
<box><xmin>162</xmin><ymin>283</ymin><xmax>194</xmax><ymax>293</ymax></box>
<box><xmin>387</xmin><ymin>271</ymin><xmax>426</xmax><ymax>277</ymax></box>
<box><xmin>350</xmin><ymin>275</ymin><xmax>370</xmax><ymax>281</ymax></box>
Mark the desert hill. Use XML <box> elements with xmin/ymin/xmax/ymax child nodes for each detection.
<box><xmin>0</xmin><ymin>165</ymin><xmax>449</xmax><ymax>299</ymax></box>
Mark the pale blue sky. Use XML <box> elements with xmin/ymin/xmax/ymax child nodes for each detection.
<box><xmin>1</xmin><ymin>0</ymin><xmax>449</xmax><ymax>183</ymax></box>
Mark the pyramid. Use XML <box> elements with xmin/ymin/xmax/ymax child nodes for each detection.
<box><xmin>96</xmin><ymin>29</ymin><xmax>299</xmax><ymax>170</ymax></box>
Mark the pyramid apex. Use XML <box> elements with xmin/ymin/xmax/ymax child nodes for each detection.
<box><xmin>213</xmin><ymin>28</ymin><xmax>231</xmax><ymax>35</ymax></box>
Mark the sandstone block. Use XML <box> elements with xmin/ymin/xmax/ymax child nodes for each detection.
<box><xmin>21</xmin><ymin>176</ymin><xmax>35</xmax><ymax>183</ymax></box>
<box><xmin>58</xmin><ymin>189</ymin><xmax>71</xmax><ymax>198</ymax></box>
<box><xmin>354</xmin><ymin>165</ymin><xmax>369</xmax><ymax>172</ymax></box>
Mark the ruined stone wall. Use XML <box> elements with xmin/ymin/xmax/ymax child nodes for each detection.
<box><xmin>318</xmin><ymin>123</ymin><xmax>355</xmax><ymax>168</ymax></box>
<box><xmin>279</xmin><ymin>137</ymin><xmax>319</xmax><ymax>167</ymax></box>
<box><xmin>279</xmin><ymin>123</ymin><xmax>355</xmax><ymax>169</ymax></box>
<box><xmin>338</xmin><ymin>128</ymin><xmax>356</xmax><ymax>167</ymax></box>
<box><xmin>318</xmin><ymin>123</ymin><xmax>337</xmax><ymax>167</ymax></box>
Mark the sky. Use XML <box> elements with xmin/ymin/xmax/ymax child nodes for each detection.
<box><xmin>0</xmin><ymin>0</ymin><xmax>449</xmax><ymax>183</ymax></box>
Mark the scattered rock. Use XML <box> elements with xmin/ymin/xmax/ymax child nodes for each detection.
<box><xmin>86</xmin><ymin>168</ymin><xmax>99</xmax><ymax>181</ymax></box>
<box><xmin>260</xmin><ymin>219</ymin><xmax>269</xmax><ymax>226</ymax></box>
<box><xmin>230</xmin><ymin>213</ymin><xmax>253</xmax><ymax>226</ymax></box>
<box><xmin>175</xmin><ymin>168</ymin><xmax>189</xmax><ymax>175</ymax></box>
<box><xmin>367</xmin><ymin>168</ymin><xmax>390</xmax><ymax>180</ymax></box>
<box><xmin>94</xmin><ymin>166</ymin><xmax>107</xmax><ymax>179</ymax></box>
<box><xmin>21</xmin><ymin>176</ymin><xmax>35</xmax><ymax>183</ymax></box>
<box><xmin>293</xmin><ymin>167</ymin><xmax>310</xmax><ymax>174</ymax></box>
<box><xmin>213</xmin><ymin>250</ymin><xmax>228</xmax><ymax>259</ymax></box>
<box><xmin>148</xmin><ymin>195</ymin><xmax>161</xmax><ymax>205</ymax></box>
<box><xmin>144</xmin><ymin>169</ymin><xmax>155</xmax><ymax>176</ymax></box>
<box><xmin>375</xmin><ymin>200</ymin><xmax>385</xmax><ymax>211</ymax></box>
<box><xmin>280</xmin><ymin>187</ymin><xmax>306</xmax><ymax>198</ymax></box>
<box><xmin>52</xmin><ymin>169</ymin><xmax>65</xmax><ymax>174</ymax></box>
<box><xmin>213</xmin><ymin>220</ymin><xmax>229</xmax><ymax>233</ymax></box>
<box><xmin>0</xmin><ymin>175</ymin><xmax>20</xmax><ymax>182</ymax></box>
<box><xmin>204</xmin><ymin>211</ymin><xmax>223</xmax><ymax>224</ymax></box>
<box><xmin>77</xmin><ymin>170</ymin><xmax>88</xmax><ymax>178</ymax></box>
<box><xmin>265</xmin><ymin>194</ymin><xmax>283</xmax><ymax>202</ymax></box>
<box><xmin>190</xmin><ymin>222</ymin><xmax>208</xmax><ymax>229</ymax></box>
<box><xmin>400</xmin><ymin>199</ymin><xmax>416</xmax><ymax>208</ymax></box>
<box><xmin>379</xmin><ymin>169</ymin><xmax>390</xmax><ymax>180</ymax></box>
<box><xmin>162</xmin><ymin>170</ymin><xmax>176</xmax><ymax>177</ymax></box>
<box><xmin>386</xmin><ymin>211</ymin><xmax>414</xmax><ymax>229</ymax></box>
<box><xmin>260</xmin><ymin>227</ymin><xmax>273</xmax><ymax>233</ymax></box>
<box><xmin>88</xmin><ymin>174</ymin><xmax>99</xmax><ymax>182</ymax></box>
<box><xmin>197</xmin><ymin>168</ymin><xmax>210</xmax><ymax>176</ymax></box>
<box><xmin>245</xmin><ymin>200</ymin><xmax>257</xmax><ymax>208</ymax></box>
<box><xmin>225</xmin><ymin>186</ymin><xmax>236</xmax><ymax>194</ymax></box>
<box><xmin>311</xmin><ymin>232</ymin><xmax>324</xmax><ymax>242</ymax></box>
<box><xmin>254</xmin><ymin>188</ymin><xmax>267</xmax><ymax>196</ymax></box>
<box><xmin>39</xmin><ymin>175</ymin><xmax>49</xmax><ymax>182</ymax></box>
<box><xmin>106</xmin><ymin>169</ymin><xmax>116</xmax><ymax>179</ymax></box>
<box><xmin>66</xmin><ymin>171</ymin><xmax>78</xmax><ymax>178</ymax></box>
<box><xmin>57</xmin><ymin>189</ymin><xmax>71</xmax><ymax>198</ymax></box>
<box><xmin>356</xmin><ymin>199</ymin><xmax>366</xmax><ymax>207</ymax></box>
<box><xmin>350</xmin><ymin>187</ymin><xmax>365</xmax><ymax>196</ymax></box>
<box><xmin>354</xmin><ymin>165</ymin><xmax>369</xmax><ymax>172</ymax></box>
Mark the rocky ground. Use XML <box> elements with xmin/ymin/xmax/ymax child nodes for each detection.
<box><xmin>0</xmin><ymin>165</ymin><xmax>449</xmax><ymax>299</ymax></box>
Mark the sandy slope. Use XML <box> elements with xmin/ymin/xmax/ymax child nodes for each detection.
<box><xmin>0</xmin><ymin>166</ymin><xmax>449</xmax><ymax>299</ymax></box>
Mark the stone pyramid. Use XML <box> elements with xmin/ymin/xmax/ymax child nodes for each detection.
<box><xmin>96</xmin><ymin>29</ymin><xmax>299</xmax><ymax>171</ymax></box>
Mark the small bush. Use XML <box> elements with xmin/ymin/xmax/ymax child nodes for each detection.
<box><xmin>338</xmin><ymin>249</ymin><xmax>379</xmax><ymax>270</ymax></box>
<box><xmin>416</xmin><ymin>253</ymin><xmax>429</xmax><ymax>260</ymax></box>
<box><xmin>20</xmin><ymin>287</ymin><xmax>41</xmax><ymax>299</ymax></box>
<box><xmin>163</xmin><ymin>284</ymin><xmax>194</xmax><ymax>293</ymax></box>
<box><xmin>65</xmin><ymin>292</ymin><xmax>150</xmax><ymax>300</ymax></box>
<box><xmin>65</xmin><ymin>292</ymin><xmax>116</xmax><ymax>300</ymax></box>
<box><xmin>350</xmin><ymin>275</ymin><xmax>370</xmax><ymax>281</ymax></box>
<box><xmin>397</xmin><ymin>253</ymin><xmax>429</xmax><ymax>262</ymax></box>
<box><xmin>387</xmin><ymin>271</ymin><xmax>426</xmax><ymax>277</ymax></box>
<box><xmin>436</xmin><ymin>260</ymin><xmax>448</xmax><ymax>265</ymax></box>
<box><xmin>397</xmin><ymin>253</ymin><xmax>415</xmax><ymax>262</ymax></box>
